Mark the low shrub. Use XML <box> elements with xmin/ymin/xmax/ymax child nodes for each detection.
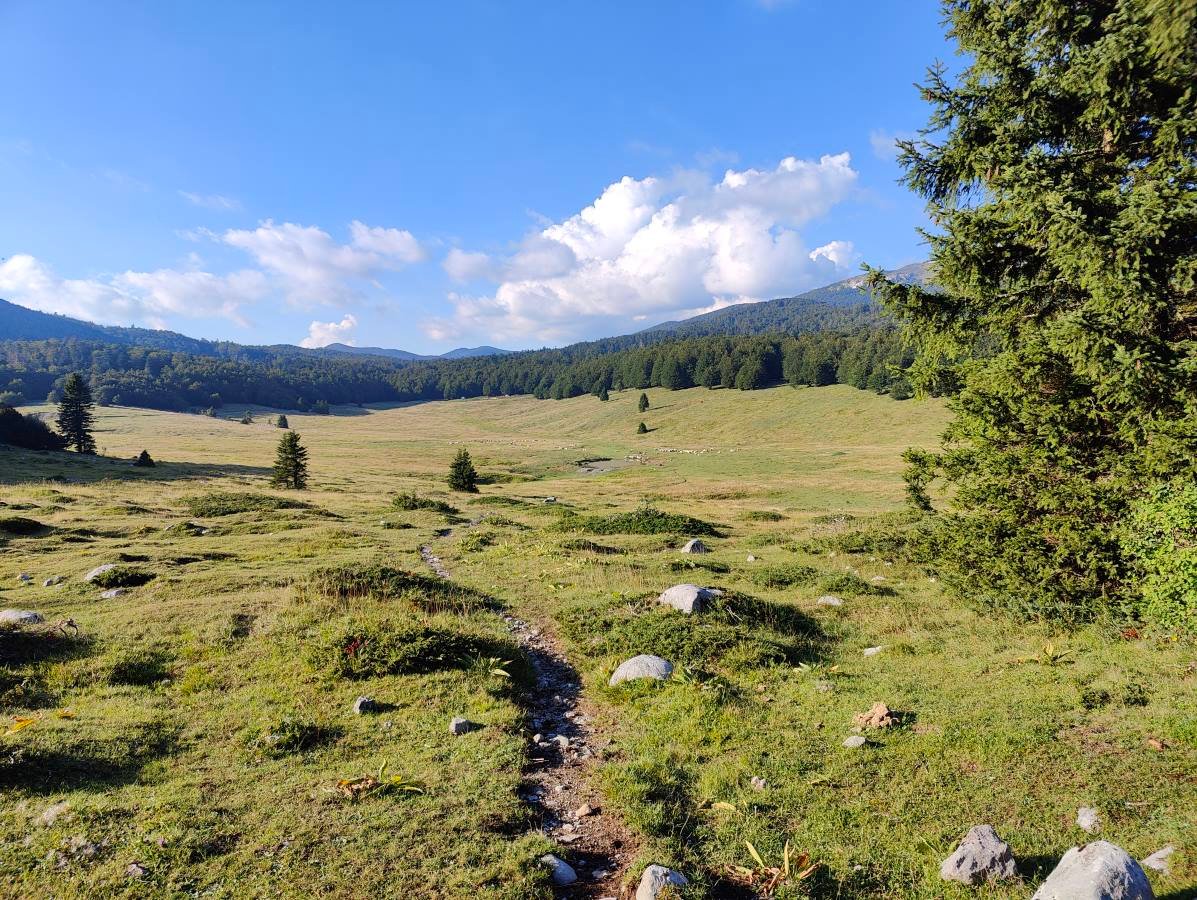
<box><xmin>557</xmin><ymin>506</ymin><xmax>719</xmax><ymax>537</ymax></box>
<box><xmin>669</xmin><ymin>559</ymin><xmax>731</xmax><ymax>574</ymax></box>
<box><xmin>470</xmin><ymin>496</ymin><xmax>531</xmax><ymax>508</ymax></box>
<box><xmin>1124</xmin><ymin>480</ymin><xmax>1197</xmax><ymax>630</ymax></box>
<box><xmin>561</xmin><ymin>538</ymin><xmax>624</xmax><ymax>555</ymax></box>
<box><xmin>91</xmin><ymin>566</ymin><xmax>156</xmax><ymax>589</ymax></box>
<box><xmin>750</xmin><ymin>563</ymin><xmax>818</xmax><ymax>589</ymax></box>
<box><xmin>311</xmin><ymin>618</ymin><xmax>528</xmax><ymax>682</ymax></box>
<box><xmin>306</xmin><ymin>563</ymin><xmax>491</xmax><ymax>613</ymax></box>
<box><xmin>740</xmin><ymin>510</ymin><xmax>786</xmax><ymax>522</ymax></box>
<box><xmin>804</xmin><ymin>510</ymin><xmax>932</xmax><ymax>563</ymax></box>
<box><xmin>183</xmin><ymin>492</ymin><xmax>309</xmax><ymax>517</ymax></box>
<box><xmin>243</xmin><ymin>715</ymin><xmax>342</xmax><ymax>758</ymax></box>
<box><xmin>817</xmin><ymin>572</ymin><xmax>895</xmax><ymax>597</ymax></box>
<box><xmin>392</xmin><ymin>491</ymin><xmax>458</xmax><ymax>515</ymax></box>
<box><xmin>459</xmin><ymin>531</ymin><xmax>495</xmax><ymax>553</ymax></box>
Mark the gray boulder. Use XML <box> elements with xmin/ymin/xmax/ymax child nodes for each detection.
<box><xmin>1031</xmin><ymin>841</ymin><xmax>1154</xmax><ymax>900</ymax></box>
<box><xmin>539</xmin><ymin>853</ymin><xmax>577</xmax><ymax>886</ymax></box>
<box><xmin>636</xmin><ymin>864</ymin><xmax>688</xmax><ymax>899</ymax></box>
<box><xmin>352</xmin><ymin>696</ymin><xmax>379</xmax><ymax>715</ymax></box>
<box><xmin>609</xmin><ymin>654</ymin><xmax>673</xmax><ymax>686</ymax></box>
<box><xmin>84</xmin><ymin>564</ymin><xmax>117</xmax><ymax>583</ymax></box>
<box><xmin>657</xmin><ymin>583</ymin><xmax>722</xmax><ymax>614</ymax></box>
<box><xmin>449</xmin><ymin>716</ymin><xmax>480</xmax><ymax>735</ymax></box>
<box><xmin>1140</xmin><ymin>846</ymin><xmax>1173</xmax><ymax>874</ymax></box>
<box><xmin>680</xmin><ymin>539</ymin><xmax>708</xmax><ymax>554</ymax></box>
<box><xmin>100</xmin><ymin>588</ymin><xmax>126</xmax><ymax>599</ymax></box>
<box><xmin>816</xmin><ymin>595</ymin><xmax>844</xmax><ymax>607</ymax></box>
<box><xmin>842</xmin><ymin>735</ymin><xmax>867</xmax><ymax>749</ymax></box>
<box><xmin>43</xmin><ymin>575</ymin><xmax>63</xmax><ymax>587</ymax></box>
<box><xmin>0</xmin><ymin>609</ymin><xmax>45</xmax><ymax>626</ymax></box>
<box><xmin>940</xmin><ymin>825</ymin><xmax>1017</xmax><ymax>885</ymax></box>
<box><xmin>17</xmin><ymin>572</ymin><xmax>31</xmax><ymax>584</ymax></box>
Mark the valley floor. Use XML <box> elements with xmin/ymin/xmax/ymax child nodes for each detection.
<box><xmin>0</xmin><ymin>385</ymin><xmax>1193</xmax><ymax>899</ymax></box>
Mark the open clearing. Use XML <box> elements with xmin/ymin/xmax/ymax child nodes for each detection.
<box><xmin>1</xmin><ymin>385</ymin><xmax>1193</xmax><ymax>899</ymax></box>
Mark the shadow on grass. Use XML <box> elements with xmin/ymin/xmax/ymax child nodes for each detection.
<box><xmin>0</xmin><ymin>723</ymin><xmax>179</xmax><ymax>795</ymax></box>
<box><xmin>0</xmin><ymin>448</ymin><xmax>271</xmax><ymax>487</ymax></box>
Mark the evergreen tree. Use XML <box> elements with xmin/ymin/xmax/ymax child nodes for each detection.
<box><xmin>448</xmin><ymin>448</ymin><xmax>479</xmax><ymax>493</ymax></box>
<box><xmin>873</xmin><ymin>0</ymin><xmax>1197</xmax><ymax>622</ymax></box>
<box><xmin>277</xmin><ymin>414</ymin><xmax>289</xmax><ymax>429</ymax></box>
<box><xmin>132</xmin><ymin>449</ymin><xmax>155</xmax><ymax>467</ymax></box>
<box><xmin>638</xmin><ymin>392</ymin><xmax>650</xmax><ymax>412</ymax></box>
<box><xmin>637</xmin><ymin>421</ymin><xmax>648</xmax><ymax>434</ymax></box>
<box><xmin>55</xmin><ymin>372</ymin><xmax>96</xmax><ymax>454</ymax></box>
<box><xmin>271</xmin><ymin>431</ymin><xmax>309</xmax><ymax>490</ymax></box>
<box><xmin>598</xmin><ymin>387</ymin><xmax>610</xmax><ymax>402</ymax></box>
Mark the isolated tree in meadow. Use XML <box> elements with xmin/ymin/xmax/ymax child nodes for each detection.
<box><xmin>598</xmin><ymin>387</ymin><xmax>610</xmax><ymax>402</ymax></box>
<box><xmin>872</xmin><ymin>0</ymin><xmax>1197</xmax><ymax>622</ymax></box>
<box><xmin>271</xmin><ymin>431</ymin><xmax>309</xmax><ymax>490</ymax></box>
<box><xmin>133</xmin><ymin>449</ymin><xmax>155</xmax><ymax>468</ymax></box>
<box><xmin>55</xmin><ymin>373</ymin><xmax>96</xmax><ymax>454</ymax></box>
<box><xmin>637</xmin><ymin>421</ymin><xmax>648</xmax><ymax>434</ymax></box>
<box><xmin>277</xmin><ymin>414</ymin><xmax>289</xmax><ymax>429</ymax></box>
<box><xmin>447</xmin><ymin>448</ymin><xmax>478</xmax><ymax>493</ymax></box>
<box><xmin>638</xmin><ymin>392</ymin><xmax>650</xmax><ymax>413</ymax></box>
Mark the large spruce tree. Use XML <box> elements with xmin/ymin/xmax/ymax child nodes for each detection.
<box><xmin>56</xmin><ymin>373</ymin><xmax>96</xmax><ymax>454</ymax></box>
<box><xmin>875</xmin><ymin>0</ymin><xmax>1197</xmax><ymax>622</ymax></box>
<box><xmin>271</xmin><ymin>431</ymin><xmax>309</xmax><ymax>490</ymax></box>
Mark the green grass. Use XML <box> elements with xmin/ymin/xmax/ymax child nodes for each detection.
<box><xmin>0</xmin><ymin>385</ymin><xmax>1192</xmax><ymax>898</ymax></box>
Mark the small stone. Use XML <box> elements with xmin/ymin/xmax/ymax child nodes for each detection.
<box><xmin>815</xmin><ymin>681</ymin><xmax>834</xmax><ymax>693</ymax></box>
<box><xmin>540</xmin><ymin>853</ymin><xmax>577</xmax><ymax>886</ymax></box>
<box><xmin>750</xmin><ymin>776</ymin><xmax>767</xmax><ymax>791</ymax></box>
<box><xmin>553</xmin><ymin>735</ymin><xmax>570</xmax><ymax>748</ymax></box>
<box><xmin>746</xmin><ymin>554</ymin><xmax>756</xmax><ymax>562</ymax></box>
<box><xmin>680</xmin><ymin>538</ymin><xmax>708</xmax><ymax>554</ymax></box>
<box><xmin>125</xmin><ymin>862</ymin><xmax>147</xmax><ymax>880</ymax></box>
<box><xmin>657</xmin><ymin>583</ymin><xmax>722</xmax><ymax>614</ymax></box>
<box><xmin>816</xmin><ymin>595</ymin><xmax>844</xmax><ymax>607</ymax></box>
<box><xmin>574</xmin><ymin>803</ymin><xmax>596</xmax><ymax>818</ymax></box>
<box><xmin>1031</xmin><ymin>840</ymin><xmax>1153</xmax><ymax>900</ymax></box>
<box><xmin>609</xmin><ymin>654</ymin><xmax>673</xmax><ymax>686</ymax></box>
<box><xmin>0</xmin><ymin>609</ymin><xmax>45</xmax><ymax>626</ymax></box>
<box><xmin>542</xmin><ymin>497</ymin><xmax>557</xmax><ymax>504</ymax></box>
<box><xmin>1140</xmin><ymin>845</ymin><xmax>1174</xmax><ymax>874</ymax></box>
<box><xmin>352</xmin><ymin>696</ymin><xmax>378</xmax><ymax>715</ymax></box>
<box><xmin>939</xmin><ymin>825</ymin><xmax>1018</xmax><ymax>885</ymax></box>
<box><xmin>42</xmin><ymin>575</ymin><xmax>63</xmax><ymax>587</ymax></box>
<box><xmin>636</xmin><ymin>864</ymin><xmax>688</xmax><ymax>900</ymax></box>
<box><xmin>1077</xmin><ymin>806</ymin><xmax>1102</xmax><ymax>834</ymax></box>
<box><xmin>100</xmin><ymin>588</ymin><xmax>126</xmax><ymax>599</ymax></box>
<box><xmin>17</xmin><ymin>572</ymin><xmax>31</xmax><ymax>583</ymax></box>
<box><xmin>449</xmin><ymin>716</ymin><xmax>480</xmax><ymax>735</ymax></box>
<box><xmin>862</xmin><ymin>646</ymin><xmax>884</xmax><ymax>657</ymax></box>
<box><xmin>83</xmin><ymin>564</ymin><xmax>117</xmax><ymax>583</ymax></box>
<box><xmin>842</xmin><ymin>735</ymin><xmax>867</xmax><ymax>749</ymax></box>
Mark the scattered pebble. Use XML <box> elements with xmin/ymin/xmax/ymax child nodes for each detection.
<box><xmin>842</xmin><ymin>735</ymin><xmax>867</xmax><ymax>749</ymax></box>
<box><xmin>540</xmin><ymin>853</ymin><xmax>577</xmax><ymax>886</ymax></box>
<box><xmin>1076</xmin><ymin>806</ymin><xmax>1101</xmax><ymax>834</ymax></box>
<box><xmin>1140</xmin><ymin>845</ymin><xmax>1174</xmax><ymax>874</ymax></box>
<box><xmin>862</xmin><ymin>646</ymin><xmax>883</xmax><ymax>657</ymax></box>
<box><xmin>816</xmin><ymin>595</ymin><xmax>844</xmax><ymax>607</ymax></box>
<box><xmin>750</xmin><ymin>776</ymin><xmax>767</xmax><ymax>791</ymax></box>
<box><xmin>449</xmin><ymin>717</ymin><xmax>480</xmax><ymax>736</ymax></box>
<box><xmin>940</xmin><ymin>824</ymin><xmax>1017</xmax><ymax>885</ymax></box>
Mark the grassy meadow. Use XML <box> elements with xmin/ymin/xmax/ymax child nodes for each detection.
<box><xmin>0</xmin><ymin>385</ymin><xmax>1194</xmax><ymax>899</ymax></box>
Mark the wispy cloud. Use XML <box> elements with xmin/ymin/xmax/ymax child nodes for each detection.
<box><xmin>179</xmin><ymin>190</ymin><xmax>241</xmax><ymax>211</ymax></box>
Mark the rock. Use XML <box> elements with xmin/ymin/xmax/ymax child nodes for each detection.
<box><xmin>1077</xmin><ymin>806</ymin><xmax>1102</xmax><ymax>834</ymax></box>
<box><xmin>1140</xmin><ymin>846</ymin><xmax>1173</xmax><ymax>874</ymax></box>
<box><xmin>552</xmin><ymin>734</ymin><xmax>570</xmax><ymax>748</ymax></box>
<box><xmin>1031</xmin><ymin>841</ymin><xmax>1154</xmax><ymax>900</ymax></box>
<box><xmin>750</xmin><ymin>776</ymin><xmax>767</xmax><ymax>791</ymax></box>
<box><xmin>746</xmin><ymin>553</ymin><xmax>756</xmax><ymax>562</ymax></box>
<box><xmin>0</xmin><ymin>609</ymin><xmax>44</xmax><ymax>626</ymax></box>
<box><xmin>540</xmin><ymin>853</ymin><xmax>577</xmax><ymax>886</ymax></box>
<box><xmin>100</xmin><ymin>588</ymin><xmax>126</xmax><ymax>599</ymax></box>
<box><xmin>609</xmin><ymin>654</ymin><xmax>673</xmax><ymax>686</ymax></box>
<box><xmin>37</xmin><ymin>801</ymin><xmax>70</xmax><ymax>827</ymax></box>
<box><xmin>17</xmin><ymin>572</ymin><xmax>31</xmax><ymax>583</ymax></box>
<box><xmin>816</xmin><ymin>595</ymin><xmax>844</xmax><ymax>607</ymax></box>
<box><xmin>125</xmin><ymin>862</ymin><xmax>147</xmax><ymax>879</ymax></box>
<box><xmin>657</xmin><ymin>583</ymin><xmax>722</xmax><ymax>614</ymax></box>
<box><xmin>862</xmin><ymin>646</ymin><xmax>884</xmax><ymax>657</ymax></box>
<box><xmin>543</xmin><ymin>497</ymin><xmax>557</xmax><ymax>504</ymax></box>
<box><xmin>636</xmin><ymin>864</ymin><xmax>688</xmax><ymax>900</ymax></box>
<box><xmin>842</xmin><ymin>735</ymin><xmax>867</xmax><ymax>749</ymax></box>
<box><xmin>43</xmin><ymin>575</ymin><xmax>63</xmax><ymax>587</ymax></box>
<box><xmin>574</xmin><ymin>803</ymin><xmax>596</xmax><ymax>818</ymax></box>
<box><xmin>940</xmin><ymin>825</ymin><xmax>1018</xmax><ymax>885</ymax></box>
<box><xmin>449</xmin><ymin>716</ymin><xmax>480</xmax><ymax>735</ymax></box>
<box><xmin>680</xmin><ymin>538</ymin><xmax>708</xmax><ymax>554</ymax></box>
<box><xmin>853</xmin><ymin>703</ymin><xmax>897</xmax><ymax>729</ymax></box>
<box><xmin>352</xmin><ymin>696</ymin><xmax>379</xmax><ymax>715</ymax></box>
<box><xmin>83</xmin><ymin>564</ymin><xmax>117</xmax><ymax>583</ymax></box>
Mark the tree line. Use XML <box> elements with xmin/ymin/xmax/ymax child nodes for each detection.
<box><xmin>0</xmin><ymin>324</ymin><xmax>914</xmax><ymax>415</ymax></box>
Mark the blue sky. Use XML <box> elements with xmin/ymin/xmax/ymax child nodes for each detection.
<box><xmin>0</xmin><ymin>1</ymin><xmax>950</xmax><ymax>353</ymax></box>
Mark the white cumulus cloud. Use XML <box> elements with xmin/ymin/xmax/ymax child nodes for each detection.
<box><xmin>300</xmin><ymin>314</ymin><xmax>358</xmax><ymax>348</ymax></box>
<box><xmin>0</xmin><ymin>253</ymin><xmax>268</xmax><ymax>327</ymax></box>
<box><xmin>222</xmin><ymin>219</ymin><xmax>426</xmax><ymax>305</ymax></box>
<box><xmin>426</xmin><ymin>152</ymin><xmax>859</xmax><ymax>344</ymax></box>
